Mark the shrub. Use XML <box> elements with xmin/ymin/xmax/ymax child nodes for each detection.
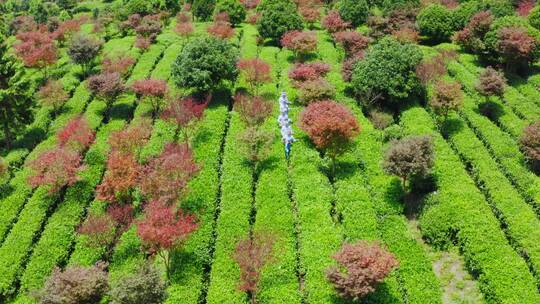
<box><xmin>417</xmin><ymin>4</ymin><xmax>456</xmax><ymax>42</ymax></box>
<box><xmin>234</xmin><ymin>93</ymin><xmax>273</xmax><ymax>127</ymax></box>
<box><xmin>10</xmin><ymin>16</ymin><xmax>37</xmax><ymax>34</ymax></box>
<box><xmin>87</xmin><ymin>72</ymin><xmax>125</xmax><ymax>104</ymax></box>
<box><xmin>451</xmin><ymin>1</ymin><xmax>481</xmax><ymax>30</ymax></box>
<box><xmin>256</xmin><ymin>0</ymin><xmax>303</xmax><ymax>42</ymax></box>
<box><xmin>300</xmin><ymin>100</ymin><xmax>360</xmax><ymax>175</ymax></box>
<box><xmin>529</xmin><ymin>6</ymin><xmax>540</xmax><ymax>30</ymax></box>
<box><xmin>68</xmin><ymin>34</ymin><xmax>103</xmax><ymax>75</ymax></box>
<box><xmin>215</xmin><ymin>0</ymin><xmax>246</xmax><ymax>26</ymax></box>
<box><xmin>32</xmin><ymin>262</ymin><xmax>109</xmax><ymax>304</ymax></box>
<box><xmin>351</xmin><ymin>37</ymin><xmax>422</xmax><ymax>105</ymax></box>
<box><xmin>233</xmin><ymin>232</ymin><xmax>276</xmax><ymax>304</ymax></box>
<box><xmin>172</xmin><ymin>36</ymin><xmax>239</xmax><ymax>92</ymax></box>
<box><xmin>237</xmin><ymin>58</ymin><xmax>272</xmax><ymax>94</ymax></box>
<box><xmin>476</xmin><ymin>66</ymin><xmax>506</xmax><ymax>97</ymax></box>
<box><xmin>140</xmin><ymin>143</ymin><xmax>199</xmax><ymax>204</ymax></box>
<box><xmin>192</xmin><ymin>0</ymin><xmax>216</xmax><ymax>21</ymax></box>
<box><xmin>27</xmin><ymin>147</ymin><xmax>83</xmax><ymax>193</ymax></box>
<box><xmin>392</xmin><ymin>28</ymin><xmax>420</xmax><ymax>43</ymax></box>
<box><xmin>136</xmin><ymin>201</ymin><xmax>198</xmax><ymax>280</ymax></box>
<box><xmin>96</xmin><ymin>152</ymin><xmax>141</xmax><ymax>204</ymax></box>
<box><xmin>298</xmin><ymin>78</ymin><xmax>335</xmax><ymax>104</ymax></box>
<box><xmin>14</xmin><ymin>31</ymin><xmax>57</xmax><ymax>69</ymax></box>
<box><xmin>430</xmin><ymin>79</ymin><xmax>463</xmax><ymax>120</ymax></box>
<box><xmin>322</xmin><ymin>10</ymin><xmax>350</xmax><ymax>33</ymax></box>
<box><xmin>36</xmin><ymin>80</ymin><xmax>69</xmax><ymax>113</ymax></box>
<box><xmin>369</xmin><ymin>110</ymin><xmax>394</xmax><ymax>130</ymax></box>
<box><xmin>383</xmin><ymin>135</ymin><xmax>434</xmax><ymax>189</ymax></box>
<box><xmin>288</xmin><ymin>61</ymin><xmax>331</xmax><ymax>85</ymax></box>
<box><xmin>56</xmin><ymin>116</ymin><xmax>95</xmax><ymax>152</ymax></box>
<box><xmin>132</xmin><ymin>79</ymin><xmax>169</xmax><ymax>118</ymax></box>
<box><xmin>77</xmin><ymin>213</ymin><xmax>116</xmax><ymax>248</ymax></box>
<box><xmin>520</xmin><ymin>121</ymin><xmax>540</xmax><ymax>171</ymax></box>
<box><xmin>326</xmin><ymin>241</ymin><xmax>398</xmax><ymax>301</ymax></box>
<box><xmin>125</xmin><ymin>0</ymin><xmax>153</xmax><ymax>15</ymax></box>
<box><xmin>109</xmin><ymin>263</ymin><xmax>166</xmax><ymax>304</ymax></box>
<box><xmin>333</xmin><ymin>31</ymin><xmax>370</xmax><ymax>57</ymax></box>
<box><xmin>338</xmin><ymin>0</ymin><xmax>369</xmax><ymax>27</ymax></box>
<box><xmin>453</xmin><ymin>27</ymin><xmax>485</xmax><ymax>53</ymax></box>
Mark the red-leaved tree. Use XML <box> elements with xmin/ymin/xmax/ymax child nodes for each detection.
<box><xmin>161</xmin><ymin>96</ymin><xmax>209</xmax><ymax>146</ymax></box>
<box><xmin>57</xmin><ymin>116</ymin><xmax>95</xmax><ymax>152</ymax></box>
<box><xmin>207</xmin><ymin>13</ymin><xmax>235</xmax><ymax>39</ymax></box>
<box><xmin>102</xmin><ymin>56</ymin><xmax>135</xmax><ymax>76</ymax></box>
<box><xmin>131</xmin><ymin>79</ymin><xmax>169</xmax><ymax>118</ymax></box>
<box><xmin>0</xmin><ymin>157</ymin><xmax>7</xmax><ymax>178</ymax></box>
<box><xmin>51</xmin><ymin>19</ymin><xmax>83</xmax><ymax>46</ymax></box>
<box><xmin>175</xmin><ymin>12</ymin><xmax>194</xmax><ymax>42</ymax></box>
<box><xmin>322</xmin><ymin>10</ymin><xmax>351</xmax><ymax>34</ymax></box>
<box><xmin>27</xmin><ymin>146</ymin><xmax>83</xmax><ymax>193</ymax></box>
<box><xmin>496</xmin><ymin>26</ymin><xmax>537</xmax><ymax>69</ymax></box>
<box><xmin>14</xmin><ymin>31</ymin><xmax>57</xmax><ymax>73</ymax></box>
<box><xmin>96</xmin><ymin>151</ymin><xmax>141</xmax><ymax>204</ymax></box>
<box><xmin>517</xmin><ymin>0</ymin><xmax>534</xmax><ymax>17</ymax></box>
<box><xmin>234</xmin><ymin>93</ymin><xmax>273</xmax><ymax>128</ymax></box>
<box><xmin>281</xmin><ymin>31</ymin><xmax>318</xmax><ymax>60</ymax></box>
<box><xmin>326</xmin><ymin>241</ymin><xmax>398</xmax><ymax>301</ymax></box>
<box><xmin>136</xmin><ymin>200</ymin><xmax>198</xmax><ymax>281</ymax></box>
<box><xmin>36</xmin><ymin>79</ymin><xmax>69</xmax><ymax>114</ymax></box>
<box><xmin>77</xmin><ymin>212</ymin><xmax>116</xmax><ymax>248</ymax></box>
<box><xmin>108</xmin><ymin>119</ymin><xmax>152</xmax><ymax>157</ymax></box>
<box><xmin>233</xmin><ymin>232</ymin><xmax>276</xmax><ymax>304</ymax></box>
<box><xmin>288</xmin><ymin>61</ymin><xmax>331</xmax><ymax>86</ymax></box>
<box><xmin>87</xmin><ymin>72</ymin><xmax>125</xmax><ymax>104</ymax></box>
<box><xmin>237</xmin><ymin>58</ymin><xmax>272</xmax><ymax>95</ymax></box>
<box><xmin>299</xmin><ymin>100</ymin><xmax>360</xmax><ymax>176</ymax></box>
<box><xmin>140</xmin><ymin>143</ymin><xmax>199</xmax><ymax>204</ymax></box>
<box><xmin>333</xmin><ymin>31</ymin><xmax>370</xmax><ymax>57</ymax></box>
<box><xmin>107</xmin><ymin>203</ymin><xmax>135</xmax><ymax>231</ymax></box>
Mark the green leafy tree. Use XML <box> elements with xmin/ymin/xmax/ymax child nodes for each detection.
<box><xmin>351</xmin><ymin>37</ymin><xmax>422</xmax><ymax>105</ymax></box>
<box><xmin>172</xmin><ymin>36</ymin><xmax>239</xmax><ymax>92</ymax></box>
<box><xmin>338</xmin><ymin>0</ymin><xmax>369</xmax><ymax>27</ymax></box>
<box><xmin>0</xmin><ymin>38</ymin><xmax>33</xmax><ymax>149</ymax></box>
<box><xmin>215</xmin><ymin>0</ymin><xmax>246</xmax><ymax>26</ymax></box>
<box><xmin>256</xmin><ymin>0</ymin><xmax>303</xmax><ymax>42</ymax></box>
<box><xmin>193</xmin><ymin>0</ymin><xmax>216</xmax><ymax>21</ymax></box>
<box><xmin>417</xmin><ymin>4</ymin><xmax>456</xmax><ymax>42</ymax></box>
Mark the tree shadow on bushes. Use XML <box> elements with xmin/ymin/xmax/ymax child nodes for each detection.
<box><xmin>404</xmin><ymin>174</ymin><xmax>438</xmax><ymax>219</ymax></box>
<box><xmin>439</xmin><ymin>117</ymin><xmax>463</xmax><ymax>139</ymax></box>
<box><xmin>477</xmin><ymin>100</ymin><xmax>504</xmax><ymax>123</ymax></box>
<box><xmin>168</xmin><ymin>248</ymin><xmax>201</xmax><ymax>284</ymax></box>
<box><xmin>107</xmin><ymin>102</ymin><xmax>133</xmax><ymax>121</ymax></box>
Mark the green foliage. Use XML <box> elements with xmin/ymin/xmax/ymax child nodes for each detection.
<box><xmin>528</xmin><ymin>6</ymin><xmax>540</xmax><ymax>30</ymax></box>
<box><xmin>256</xmin><ymin>0</ymin><xmax>303</xmax><ymax>41</ymax></box>
<box><xmin>172</xmin><ymin>36</ymin><xmax>239</xmax><ymax>92</ymax></box>
<box><xmin>124</xmin><ymin>0</ymin><xmax>153</xmax><ymax>15</ymax></box>
<box><xmin>110</xmin><ymin>263</ymin><xmax>167</xmax><ymax>304</ymax></box>
<box><xmin>417</xmin><ymin>4</ymin><xmax>456</xmax><ymax>42</ymax></box>
<box><xmin>351</xmin><ymin>37</ymin><xmax>422</xmax><ymax>104</ymax></box>
<box><xmin>480</xmin><ymin>0</ymin><xmax>515</xmax><ymax>17</ymax></box>
<box><xmin>338</xmin><ymin>0</ymin><xmax>369</xmax><ymax>27</ymax></box>
<box><xmin>380</xmin><ymin>0</ymin><xmax>420</xmax><ymax>14</ymax></box>
<box><xmin>215</xmin><ymin>0</ymin><xmax>246</xmax><ymax>26</ymax></box>
<box><xmin>452</xmin><ymin>1</ymin><xmax>482</xmax><ymax>30</ymax></box>
<box><xmin>192</xmin><ymin>0</ymin><xmax>216</xmax><ymax>21</ymax></box>
<box><xmin>0</xmin><ymin>39</ymin><xmax>33</xmax><ymax>149</ymax></box>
